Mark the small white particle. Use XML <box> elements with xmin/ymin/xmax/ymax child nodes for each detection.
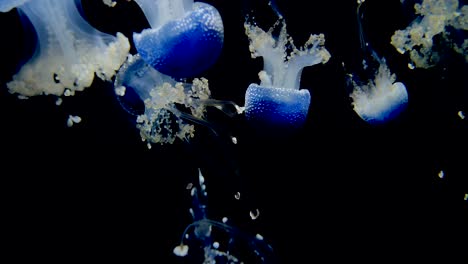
<box><xmin>438</xmin><ymin>170</ymin><xmax>444</xmax><ymax>179</ymax></box>
<box><xmin>173</xmin><ymin>244</ymin><xmax>189</xmax><ymax>257</ymax></box>
<box><xmin>115</xmin><ymin>86</ymin><xmax>126</xmax><ymax>96</ymax></box>
<box><xmin>198</xmin><ymin>169</ymin><xmax>205</xmax><ymax>184</ymax></box>
<box><xmin>255</xmin><ymin>234</ymin><xmax>264</xmax><ymax>240</ymax></box>
<box><xmin>408</xmin><ymin>63</ymin><xmax>415</xmax><ymax>69</ymax></box>
<box><xmin>55</xmin><ymin>97</ymin><xmax>63</xmax><ymax>106</ymax></box>
<box><xmin>213</xmin><ymin>241</ymin><xmax>220</xmax><ymax>249</ymax></box>
<box><xmin>64</xmin><ymin>89</ymin><xmax>72</xmax><ymax>97</ymax></box>
<box><xmin>250</xmin><ymin>209</ymin><xmax>260</xmax><ymax>220</ymax></box>
<box><xmin>231</xmin><ymin>136</ymin><xmax>237</xmax><ymax>144</ymax></box>
<box><xmin>222</xmin><ymin>217</ymin><xmax>228</xmax><ymax>223</ymax></box>
<box><xmin>67</xmin><ymin>115</ymin><xmax>81</xmax><ymax>127</ymax></box>
<box><xmin>234</xmin><ymin>192</ymin><xmax>241</xmax><ymax>200</ymax></box>
<box><xmin>186</xmin><ymin>183</ymin><xmax>193</xmax><ymax>189</ymax></box>
<box><xmin>458</xmin><ymin>111</ymin><xmax>465</xmax><ymax>120</ymax></box>
<box><xmin>189</xmin><ymin>208</ymin><xmax>194</xmax><ymax>218</ymax></box>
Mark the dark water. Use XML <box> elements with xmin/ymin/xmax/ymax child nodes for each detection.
<box><xmin>0</xmin><ymin>0</ymin><xmax>466</xmax><ymax>263</ymax></box>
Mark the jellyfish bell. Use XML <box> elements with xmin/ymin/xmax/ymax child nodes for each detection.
<box><xmin>114</xmin><ymin>54</ymin><xmax>243</xmax><ymax>148</ymax></box>
<box><xmin>243</xmin><ymin>17</ymin><xmax>330</xmax><ymax>137</ymax></box>
<box><xmin>132</xmin><ymin>0</ymin><xmax>224</xmax><ymax>79</ymax></box>
<box><xmin>244</xmin><ymin>83</ymin><xmax>311</xmax><ymax>137</ymax></box>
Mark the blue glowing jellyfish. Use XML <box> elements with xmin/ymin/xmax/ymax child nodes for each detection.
<box><xmin>132</xmin><ymin>0</ymin><xmax>224</xmax><ymax>79</ymax></box>
<box><xmin>173</xmin><ymin>169</ymin><xmax>276</xmax><ymax>263</ymax></box>
<box><xmin>243</xmin><ymin>15</ymin><xmax>331</xmax><ymax>135</ymax></box>
<box><xmin>114</xmin><ymin>54</ymin><xmax>243</xmax><ymax>148</ymax></box>
<box><xmin>391</xmin><ymin>0</ymin><xmax>468</xmax><ymax>69</ymax></box>
<box><xmin>345</xmin><ymin>0</ymin><xmax>408</xmax><ymax>125</ymax></box>
<box><xmin>1</xmin><ymin>0</ymin><xmax>130</xmax><ymax>98</ymax></box>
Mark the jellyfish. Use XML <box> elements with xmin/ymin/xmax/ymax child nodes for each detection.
<box><xmin>390</xmin><ymin>0</ymin><xmax>468</xmax><ymax>69</ymax></box>
<box><xmin>345</xmin><ymin>0</ymin><xmax>408</xmax><ymax>125</ymax></box>
<box><xmin>132</xmin><ymin>0</ymin><xmax>224</xmax><ymax>79</ymax></box>
<box><xmin>0</xmin><ymin>0</ymin><xmax>130</xmax><ymax>98</ymax></box>
<box><xmin>243</xmin><ymin>14</ymin><xmax>331</xmax><ymax>136</ymax></box>
<box><xmin>114</xmin><ymin>54</ymin><xmax>243</xmax><ymax>148</ymax></box>
<box><xmin>173</xmin><ymin>169</ymin><xmax>276</xmax><ymax>263</ymax></box>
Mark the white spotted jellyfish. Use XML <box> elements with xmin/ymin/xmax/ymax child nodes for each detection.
<box><xmin>243</xmin><ymin>13</ymin><xmax>331</xmax><ymax>136</ymax></box>
<box><xmin>345</xmin><ymin>0</ymin><xmax>408</xmax><ymax>125</ymax></box>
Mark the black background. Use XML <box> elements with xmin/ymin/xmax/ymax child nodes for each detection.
<box><xmin>1</xmin><ymin>0</ymin><xmax>467</xmax><ymax>263</ymax></box>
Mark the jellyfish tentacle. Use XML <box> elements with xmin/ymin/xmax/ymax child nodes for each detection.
<box><xmin>173</xmin><ymin>169</ymin><xmax>277</xmax><ymax>262</ymax></box>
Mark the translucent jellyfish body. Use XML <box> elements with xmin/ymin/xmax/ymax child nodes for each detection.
<box><xmin>391</xmin><ymin>0</ymin><xmax>468</xmax><ymax>69</ymax></box>
<box><xmin>174</xmin><ymin>169</ymin><xmax>276</xmax><ymax>263</ymax></box>
<box><xmin>349</xmin><ymin>62</ymin><xmax>408</xmax><ymax>124</ymax></box>
<box><xmin>346</xmin><ymin>0</ymin><xmax>408</xmax><ymax>125</ymax></box>
<box><xmin>114</xmin><ymin>54</ymin><xmax>242</xmax><ymax>147</ymax></box>
<box><xmin>1</xmin><ymin>0</ymin><xmax>130</xmax><ymax>98</ymax></box>
<box><xmin>132</xmin><ymin>0</ymin><xmax>224</xmax><ymax>79</ymax></box>
<box><xmin>244</xmin><ymin>18</ymin><xmax>331</xmax><ymax>135</ymax></box>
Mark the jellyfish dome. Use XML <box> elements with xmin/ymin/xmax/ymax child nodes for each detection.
<box><xmin>132</xmin><ymin>0</ymin><xmax>224</xmax><ymax>79</ymax></box>
<box><xmin>1</xmin><ymin>0</ymin><xmax>130</xmax><ymax>98</ymax></box>
<box><xmin>243</xmin><ymin>18</ymin><xmax>330</xmax><ymax>136</ymax></box>
<box><xmin>245</xmin><ymin>83</ymin><xmax>311</xmax><ymax>132</ymax></box>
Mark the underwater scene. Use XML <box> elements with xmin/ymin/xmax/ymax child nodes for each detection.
<box><xmin>0</xmin><ymin>0</ymin><xmax>467</xmax><ymax>262</ymax></box>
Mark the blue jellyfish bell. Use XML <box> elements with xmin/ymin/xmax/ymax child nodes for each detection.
<box><xmin>132</xmin><ymin>0</ymin><xmax>224</xmax><ymax>79</ymax></box>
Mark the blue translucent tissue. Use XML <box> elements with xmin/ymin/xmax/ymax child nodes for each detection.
<box><xmin>132</xmin><ymin>0</ymin><xmax>224</xmax><ymax>79</ymax></box>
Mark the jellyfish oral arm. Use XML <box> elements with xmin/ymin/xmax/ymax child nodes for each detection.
<box><xmin>390</xmin><ymin>0</ymin><xmax>467</xmax><ymax>68</ymax></box>
<box><xmin>114</xmin><ymin>54</ymin><xmax>236</xmax><ymax>146</ymax></box>
<box><xmin>245</xmin><ymin>22</ymin><xmax>330</xmax><ymax>90</ymax></box>
<box><xmin>283</xmin><ymin>34</ymin><xmax>330</xmax><ymax>90</ymax></box>
<box><xmin>133</xmin><ymin>0</ymin><xmax>193</xmax><ymax>29</ymax></box>
<box><xmin>4</xmin><ymin>0</ymin><xmax>130</xmax><ymax>97</ymax></box>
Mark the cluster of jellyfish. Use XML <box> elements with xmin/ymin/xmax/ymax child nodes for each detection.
<box><xmin>1</xmin><ymin>0</ymin><xmax>467</xmax><ymax>262</ymax></box>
